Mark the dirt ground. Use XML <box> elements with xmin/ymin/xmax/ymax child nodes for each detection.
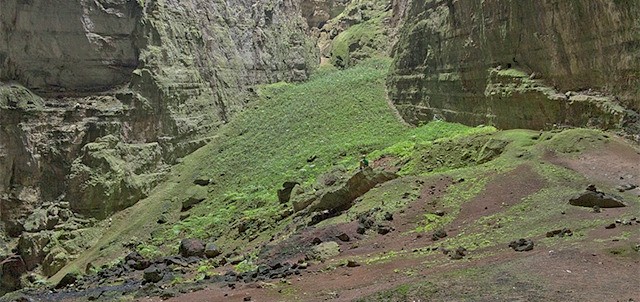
<box><xmin>134</xmin><ymin>137</ymin><xmax>640</xmax><ymax>302</ymax></box>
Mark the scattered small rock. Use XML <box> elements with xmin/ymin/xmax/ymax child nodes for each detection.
<box><xmin>616</xmin><ymin>184</ymin><xmax>638</xmax><ymax>192</ymax></box>
<box><xmin>592</xmin><ymin>206</ymin><xmax>601</xmax><ymax>213</ymax></box>
<box><xmin>449</xmin><ymin>247</ymin><xmax>467</xmax><ymax>260</ymax></box>
<box><xmin>509</xmin><ymin>239</ymin><xmax>534</xmax><ymax>252</ymax></box>
<box><xmin>346</xmin><ymin>260</ymin><xmax>360</xmax><ymax>267</ymax></box>
<box><xmin>546</xmin><ymin>228</ymin><xmax>573</xmax><ymax>238</ymax></box>
<box><xmin>244</xmin><ymin>296</ymin><xmax>252</xmax><ymax>301</ymax></box>
<box><xmin>377</xmin><ymin>225</ymin><xmax>392</xmax><ymax>235</ymax></box>
<box><xmin>205</xmin><ymin>243</ymin><xmax>222</xmax><ymax>259</ymax></box>
<box><xmin>383</xmin><ymin>212</ymin><xmax>393</xmax><ymax>221</ymax></box>
<box><xmin>432</xmin><ymin>229</ymin><xmax>447</xmax><ymax>241</ymax></box>
<box><xmin>312</xmin><ymin>237</ymin><xmax>322</xmax><ymax>245</ymax></box>
<box><xmin>605</xmin><ymin>223</ymin><xmax>616</xmax><ymax>229</ymax></box>
<box><xmin>434</xmin><ymin>210</ymin><xmax>446</xmax><ymax>217</ymax></box>
<box><xmin>336</xmin><ymin>233</ymin><xmax>350</xmax><ymax>242</ymax></box>
<box><xmin>193</xmin><ymin>178</ymin><xmax>211</xmax><ymax>186</ymax></box>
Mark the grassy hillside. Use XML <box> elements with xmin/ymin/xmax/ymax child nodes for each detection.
<box><xmin>152</xmin><ymin>59</ymin><xmax>491</xmax><ymax>251</ymax></box>
<box><xmin>51</xmin><ymin>58</ymin><xmax>495</xmax><ymax>283</ymax></box>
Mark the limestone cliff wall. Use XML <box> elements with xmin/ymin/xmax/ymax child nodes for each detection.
<box><xmin>388</xmin><ymin>0</ymin><xmax>640</xmax><ymax>134</ymax></box>
<box><xmin>0</xmin><ymin>0</ymin><xmax>317</xmax><ymax>237</ymax></box>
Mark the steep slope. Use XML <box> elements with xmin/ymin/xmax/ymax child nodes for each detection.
<box><xmin>387</xmin><ymin>0</ymin><xmax>640</xmax><ymax>136</ymax></box>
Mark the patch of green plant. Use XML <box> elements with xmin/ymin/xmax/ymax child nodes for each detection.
<box><xmin>136</xmin><ymin>243</ymin><xmax>162</xmax><ymax>259</ymax></box>
<box><xmin>328</xmin><ymin>0</ymin><xmax>391</xmax><ymax>68</ymax></box>
<box><xmin>234</xmin><ymin>259</ymin><xmax>258</xmax><ymax>273</ymax></box>
<box><xmin>147</xmin><ymin>57</ymin><xmax>486</xmax><ymax>251</ymax></box>
<box><xmin>496</xmin><ymin>68</ymin><xmax>528</xmax><ymax>78</ymax></box>
<box><xmin>541</xmin><ymin>128</ymin><xmax>610</xmax><ymax>154</ymax></box>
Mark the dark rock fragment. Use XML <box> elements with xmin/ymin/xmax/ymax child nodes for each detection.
<box><xmin>179</xmin><ymin>238</ymin><xmax>205</xmax><ymax>258</ymax></box>
<box><xmin>55</xmin><ymin>272</ymin><xmax>78</xmax><ymax>289</ymax></box>
<box><xmin>336</xmin><ymin>233</ymin><xmax>350</xmax><ymax>242</ymax></box>
<box><xmin>509</xmin><ymin>239</ymin><xmax>534</xmax><ymax>252</ymax></box>
<box><xmin>546</xmin><ymin>228</ymin><xmax>573</xmax><ymax>238</ymax></box>
<box><xmin>431</xmin><ymin>229</ymin><xmax>447</xmax><ymax>241</ymax></box>
<box><xmin>377</xmin><ymin>225</ymin><xmax>392</xmax><ymax>235</ymax></box>
<box><xmin>143</xmin><ymin>265</ymin><xmax>165</xmax><ymax>283</ymax></box>
<box><xmin>434</xmin><ymin>210</ymin><xmax>446</xmax><ymax>217</ymax></box>
<box><xmin>383</xmin><ymin>212</ymin><xmax>393</xmax><ymax>221</ymax></box>
<box><xmin>205</xmin><ymin>243</ymin><xmax>222</xmax><ymax>258</ymax></box>
<box><xmin>569</xmin><ymin>185</ymin><xmax>626</xmax><ymax>208</ymax></box>
<box><xmin>605</xmin><ymin>223</ymin><xmax>616</xmax><ymax>229</ymax></box>
<box><xmin>616</xmin><ymin>184</ymin><xmax>638</xmax><ymax>192</ymax></box>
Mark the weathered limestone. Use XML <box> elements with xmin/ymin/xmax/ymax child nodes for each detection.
<box><xmin>0</xmin><ymin>0</ymin><xmax>318</xmax><ymax>288</ymax></box>
<box><xmin>388</xmin><ymin>0</ymin><xmax>640</xmax><ymax>134</ymax></box>
<box><xmin>0</xmin><ymin>0</ymin><xmax>318</xmax><ymax>227</ymax></box>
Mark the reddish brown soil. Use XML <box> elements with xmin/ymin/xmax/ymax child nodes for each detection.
<box><xmin>125</xmin><ymin>138</ymin><xmax>640</xmax><ymax>301</ymax></box>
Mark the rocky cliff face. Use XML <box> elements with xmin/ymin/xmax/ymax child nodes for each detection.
<box><xmin>0</xmin><ymin>0</ymin><xmax>316</xmax><ymax>288</ymax></box>
<box><xmin>388</xmin><ymin>0</ymin><xmax>640</xmax><ymax>135</ymax></box>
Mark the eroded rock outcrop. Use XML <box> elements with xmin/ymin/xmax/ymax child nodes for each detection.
<box><xmin>0</xmin><ymin>0</ymin><xmax>317</xmax><ymax>224</ymax></box>
<box><xmin>388</xmin><ymin>0</ymin><xmax>640</xmax><ymax>135</ymax></box>
<box><xmin>0</xmin><ymin>0</ymin><xmax>318</xmax><ymax>289</ymax></box>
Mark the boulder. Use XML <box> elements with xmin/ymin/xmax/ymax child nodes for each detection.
<box><xmin>336</xmin><ymin>233</ymin><xmax>350</xmax><ymax>242</ymax></box>
<box><xmin>125</xmin><ymin>252</ymin><xmax>150</xmax><ymax>270</ymax></box>
<box><xmin>509</xmin><ymin>239</ymin><xmax>534</xmax><ymax>252</ymax></box>
<box><xmin>143</xmin><ymin>265</ymin><xmax>165</xmax><ymax>283</ymax></box>
<box><xmin>1</xmin><ymin>255</ymin><xmax>27</xmax><ymax>294</ymax></box>
<box><xmin>295</xmin><ymin>168</ymin><xmax>398</xmax><ymax>213</ymax></box>
<box><xmin>55</xmin><ymin>272</ymin><xmax>78</xmax><ymax>289</ymax></box>
<box><xmin>377</xmin><ymin>225</ymin><xmax>392</xmax><ymax>235</ymax></box>
<box><xmin>17</xmin><ymin>232</ymin><xmax>51</xmax><ymax>270</ymax></box>
<box><xmin>42</xmin><ymin>247</ymin><xmax>70</xmax><ymax>277</ymax></box>
<box><xmin>306</xmin><ymin>241</ymin><xmax>340</xmax><ymax>261</ymax></box>
<box><xmin>181</xmin><ymin>186</ymin><xmax>208</xmax><ymax>211</ymax></box>
<box><xmin>205</xmin><ymin>243</ymin><xmax>222</xmax><ymax>259</ymax></box>
<box><xmin>179</xmin><ymin>238</ymin><xmax>205</xmax><ymax>258</ymax></box>
<box><xmin>569</xmin><ymin>186</ymin><xmax>626</xmax><ymax>208</ymax></box>
<box><xmin>23</xmin><ymin>209</ymin><xmax>51</xmax><ymax>232</ymax></box>
<box><xmin>432</xmin><ymin>229</ymin><xmax>447</xmax><ymax>241</ymax></box>
<box><xmin>291</xmin><ymin>185</ymin><xmax>316</xmax><ymax>212</ymax></box>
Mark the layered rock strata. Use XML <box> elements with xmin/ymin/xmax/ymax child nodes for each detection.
<box><xmin>388</xmin><ymin>0</ymin><xmax>640</xmax><ymax>135</ymax></box>
<box><xmin>0</xmin><ymin>0</ymin><xmax>317</xmax><ymax>289</ymax></box>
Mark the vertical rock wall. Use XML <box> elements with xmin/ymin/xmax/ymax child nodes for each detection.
<box><xmin>388</xmin><ymin>0</ymin><xmax>640</xmax><ymax>133</ymax></box>
<box><xmin>0</xmin><ymin>0</ymin><xmax>316</xmax><ymax>247</ymax></box>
